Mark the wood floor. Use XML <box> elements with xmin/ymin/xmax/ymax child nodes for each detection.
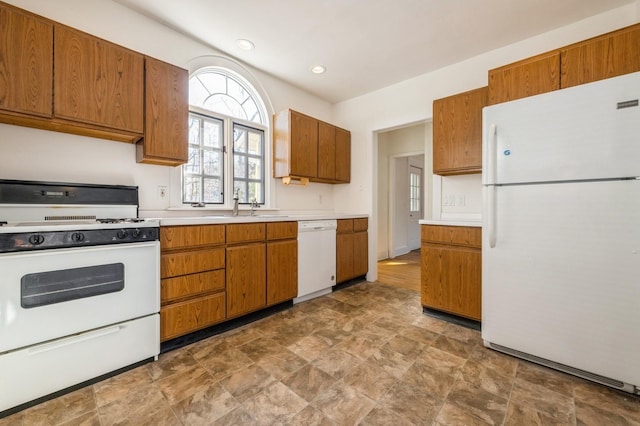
<box><xmin>376</xmin><ymin>249</ymin><xmax>420</xmax><ymax>292</ymax></box>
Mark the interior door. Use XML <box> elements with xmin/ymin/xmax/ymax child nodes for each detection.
<box><xmin>408</xmin><ymin>165</ymin><xmax>422</xmax><ymax>250</ymax></box>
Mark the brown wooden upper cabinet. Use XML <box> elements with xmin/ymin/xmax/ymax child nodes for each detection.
<box><xmin>54</xmin><ymin>25</ymin><xmax>144</xmax><ymax>134</ymax></box>
<box><xmin>136</xmin><ymin>57</ymin><xmax>189</xmax><ymax>166</ymax></box>
<box><xmin>560</xmin><ymin>23</ymin><xmax>640</xmax><ymax>88</ymax></box>
<box><xmin>433</xmin><ymin>86</ymin><xmax>487</xmax><ymax>175</ymax></box>
<box><xmin>488</xmin><ymin>51</ymin><xmax>561</xmax><ymax>105</ymax></box>
<box><xmin>273</xmin><ymin>109</ymin><xmax>351</xmax><ymax>184</ymax></box>
<box><xmin>0</xmin><ymin>4</ymin><xmax>52</xmax><ymax>118</ymax></box>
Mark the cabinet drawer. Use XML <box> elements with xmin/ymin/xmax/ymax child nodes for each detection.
<box><xmin>353</xmin><ymin>218</ymin><xmax>368</xmax><ymax>232</ymax></box>
<box><xmin>160</xmin><ymin>292</ymin><xmax>226</xmax><ymax>341</ymax></box>
<box><xmin>161</xmin><ymin>248</ymin><xmax>225</xmax><ymax>278</ymax></box>
<box><xmin>336</xmin><ymin>219</ymin><xmax>353</xmax><ymax>234</ymax></box>
<box><xmin>161</xmin><ymin>270</ymin><xmax>225</xmax><ymax>303</ymax></box>
<box><xmin>160</xmin><ymin>225</ymin><xmax>225</xmax><ymax>250</ymax></box>
<box><xmin>421</xmin><ymin>225</ymin><xmax>481</xmax><ymax>248</ymax></box>
<box><xmin>266</xmin><ymin>221</ymin><xmax>297</xmax><ymax>240</ymax></box>
<box><xmin>226</xmin><ymin>223</ymin><xmax>266</xmax><ymax>244</ymax></box>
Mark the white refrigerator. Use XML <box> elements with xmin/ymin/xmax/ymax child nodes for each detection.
<box><xmin>481</xmin><ymin>71</ymin><xmax>640</xmax><ymax>394</ymax></box>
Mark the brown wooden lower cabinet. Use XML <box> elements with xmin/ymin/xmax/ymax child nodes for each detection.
<box><xmin>267</xmin><ymin>239</ymin><xmax>298</xmax><ymax>305</ymax></box>
<box><xmin>226</xmin><ymin>243</ymin><xmax>266</xmax><ymax>318</ymax></box>
<box><xmin>160</xmin><ymin>293</ymin><xmax>225</xmax><ymax>341</ymax></box>
<box><xmin>421</xmin><ymin>225</ymin><xmax>481</xmax><ymax>321</ymax></box>
<box><xmin>336</xmin><ymin>218</ymin><xmax>368</xmax><ymax>284</ymax></box>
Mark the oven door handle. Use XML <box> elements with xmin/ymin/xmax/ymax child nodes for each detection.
<box><xmin>27</xmin><ymin>325</ymin><xmax>123</xmax><ymax>355</ymax></box>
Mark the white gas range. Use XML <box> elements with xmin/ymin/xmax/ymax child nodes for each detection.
<box><xmin>0</xmin><ymin>180</ymin><xmax>160</xmax><ymax>417</ymax></box>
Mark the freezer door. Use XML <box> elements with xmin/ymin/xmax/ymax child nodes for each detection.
<box><xmin>482</xmin><ymin>179</ymin><xmax>640</xmax><ymax>386</ymax></box>
<box><xmin>482</xmin><ymin>71</ymin><xmax>640</xmax><ymax>185</ymax></box>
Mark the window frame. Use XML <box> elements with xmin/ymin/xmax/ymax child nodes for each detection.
<box><xmin>179</xmin><ymin>65</ymin><xmax>271</xmax><ymax>210</ymax></box>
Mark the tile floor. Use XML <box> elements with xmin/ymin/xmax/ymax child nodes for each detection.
<box><xmin>2</xmin><ymin>282</ymin><xmax>639</xmax><ymax>425</ymax></box>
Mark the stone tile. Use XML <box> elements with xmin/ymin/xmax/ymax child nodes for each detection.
<box><xmin>377</xmin><ymin>381</ymin><xmax>441</xmax><ymax>425</ymax></box>
<box><xmin>515</xmin><ymin>361</ymin><xmax>574</xmax><ymax>398</ymax></box>
<box><xmin>113</xmin><ymin>407</ymin><xmax>181</xmax><ymax>426</ymax></box>
<box><xmin>412</xmin><ymin>314</ymin><xmax>448</xmax><ymax>334</ymax></box>
<box><xmin>156</xmin><ymin>364</ymin><xmax>216</xmax><ymax>404</ymax></box>
<box><xmin>442</xmin><ymin>322</ymin><xmax>483</xmax><ymax>345</ymax></box>
<box><xmin>432</xmin><ymin>334</ymin><xmax>475</xmax><ymax>359</ymax></box>
<box><xmin>220</xmin><ymin>364</ymin><xmax>276</xmax><ymax>403</ymax></box>
<box><xmin>335</xmin><ymin>335</ymin><xmax>381</xmax><ymax>361</ymax></box>
<box><xmin>242</xmin><ymin>381</ymin><xmax>307</xmax><ymax>424</ymax></box>
<box><xmin>197</xmin><ymin>348</ymin><xmax>254</xmax><ymax>382</ymax></box>
<box><xmin>383</xmin><ymin>334</ymin><xmax>426</xmax><ymax>358</ymax></box>
<box><xmin>401</xmin><ymin>356</ymin><xmax>458</xmax><ymax>399</ymax></box>
<box><xmin>446</xmin><ymin>379</ymin><xmax>509</xmax><ymax>425</ymax></box>
<box><xmin>147</xmin><ymin>347</ymin><xmax>199</xmax><ymax>381</ymax></box>
<box><xmin>575</xmin><ymin>399</ymin><xmax>640</xmax><ymax>426</ymax></box>
<box><xmin>287</xmin><ymin>335</ymin><xmax>332</xmax><ymax>362</ymax></box>
<box><xmin>434</xmin><ymin>402</ymin><xmax>494</xmax><ymax>426</ymax></box>
<box><xmin>255</xmin><ymin>351</ymin><xmax>308</xmax><ymax>381</ymax></box>
<box><xmin>213</xmin><ymin>407</ymin><xmax>258</xmax><ymax>426</ymax></box>
<box><xmin>313</xmin><ymin>381</ymin><xmax>375</xmax><ymax>424</ymax></box>
<box><xmin>359</xmin><ymin>406</ymin><xmax>415</xmax><ymax>426</ymax></box>
<box><xmin>397</xmin><ymin>323</ymin><xmax>440</xmax><ymax>345</ymax></box>
<box><xmin>93</xmin><ymin>367</ymin><xmax>152</xmax><ymax>407</ymax></box>
<box><xmin>280</xmin><ymin>405</ymin><xmax>334</xmax><ymax>426</ymax></box>
<box><xmin>312</xmin><ymin>348</ymin><xmax>362</xmax><ymax>379</ymax></box>
<box><xmin>283</xmin><ymin>364</ymin><xmax>337</xmax><ymax>402</ymax></box>
<box><xmin>368</xmin><ymin>344</ymin><xmax>416</xmax><ymax>379</ymax></box>
<box><xmin>342</xmin><ymin>360</ymin><xmax>398</xmax><ymax>401</ymax></box>
<box><xmin>57</xmin><ymin>411</ymin><xmax>102</xmax><ymax>426</ymax></box>
<box><xmin>0</xmin><ymin>411</ymin><xmax>23</xmax><ymax>426</ymax></box>
<box><xmin>96</xmin><ymin>384</ymin><xmax>167</xmax><ymax>426</ymax></box>
<box><xmin>468</xmin><ymin>345</ymin><xmax>519</xmax><ymax>378</ymax></box>
<box><xmin>417</xmin><ymin>346</ymin><xmax>467</xmax><ymax>375</ymax></box>
<box><xmin>504</xmin><ymin>401</ymin><xmax>575</xmax><ymax>426</ymax></box>
<box><xmin>459</xmin><ymin>360</ymin><xmax>515</xmax><ymax>399</ymax></box>
<box><xmin>20</xmin><ymin>387</ymin><xmax>96</xmax><ymax>425</ymax></box>
<box><xmin>188</xmin><ymin>335</ymin><xmax>235</xmax><ymax>361</ymax></box>
<box><xmin>238</xmin><ymin>337</ymin><xmax>290</xmax><ymax>362</ymax></box>
<box><xmin>170</xmin><ymin>382</ymin><xmax>239</xmax><ymax>425</ymax></box>
<box><xmin>510</xmin><ymin>377</ymin><xmax>575</xmax><ymax>420</ymax></box>
<box><xmin>312</xmin><ymin>327</ymin><xmax>351</xmax><ymax>347</ymax></box>
<box><xmin>573</xmin><ymin>380</ymin><xmax>640</xmax><ymax>418</ymax></box>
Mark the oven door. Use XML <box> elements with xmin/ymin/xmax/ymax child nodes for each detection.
<box><xmin>0</xmin><ymin>241</ymin><xmax>159</xmax><ymax>353</ymax></box>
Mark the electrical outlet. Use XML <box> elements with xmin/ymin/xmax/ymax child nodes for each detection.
<box><xmin>158</xmin><ymin>186</ymin><xmax>167</xmax><ymax>199</ymax></box>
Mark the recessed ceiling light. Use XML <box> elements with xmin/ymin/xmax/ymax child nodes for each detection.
<box><xmin>236</xmin><ymin>39</ymin><xmax>255</xmax><ymax>51</ymax></box>
<box><xmin>311</xmin><ymin>65</ymin><xmax>326</xmax><ymax>74</ymax></box>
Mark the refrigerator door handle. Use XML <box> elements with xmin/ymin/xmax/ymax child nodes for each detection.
<box><xmin>486</xmin><ymin>124</ymin><xmax>497</xmax><ymax>185</ymax></box>
<box><xmin>488</xmin><ymin>186</ymin><xmax>497</xmax><ymax>248</ymax></box>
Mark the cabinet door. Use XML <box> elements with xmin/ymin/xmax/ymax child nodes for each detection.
<box><xmin>421</xmin><ymin>245</ymin><xmax>481</xmax><ymax>320</ymax></box>
<box><xmin>160</xmin><ymin>292</ymin><xmax>225</xmax><ymax>341</ymax></box>
<box><xmin>560</xmin><ymin>24</ymin><xmax>640</xmax><ymax>88</ymax></box>
<box><xmin>433</xmin><ymin>87</ymin><xmax>487</xmax><ymax>175</ymax></box>
<box><xmin>317</xmin><ymin>121</ymin><xmax>336</xmax><ymax>181</ymax></box>
<box><xmin>290</xmin><ymin>110</ymin><xmax>318</xmax><ymax>178</ymax></box>
<box><xmin>138</xmin><ymin>57</ymin><xmax>188</xmax><ymax>165</ymax></box>
<box><xmin>226</xmin><ymin>243</ymin><xmax>266</xmax><ymax>318</ymax></box>
<box><xmin>336</xmin><ymin>233</ymin><xmax>354</xmax><ymax>283</ymax></box>
<box><xmin>488</xmin><ymin>51</ymin><xmax>560</xmax><ymax>105</ymax></box>
<box><xmin>335</xmin><ymin>127</ymin><xmax>351</xmax><ymax>183</ymax></box>
<box><xmin>353</xmin><ymin>231</ymin><xmax>368</xmax><ymax>278</ymax></box>
<box><xmin>54</xmin><ymin>25</ymin><xmax>144</xmax><ymax>133</ymax></box>
<box><xmin>0</xmin><ymin>5</ymin><xmax>52</xmax><ymax>117</ymax></box>
<box><xmin>267</xmin><ymin>239</ymin><xmax>297</xmax><ymax>305</ymax></box>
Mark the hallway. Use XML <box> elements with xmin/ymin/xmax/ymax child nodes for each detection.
<box><xmin>377</xmin><ymin>250</ymin><xmax>421</xmax><ymax>292</ymax></box>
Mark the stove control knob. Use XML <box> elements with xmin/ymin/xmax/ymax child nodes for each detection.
<box><xmin>71</xmin><ymin>232</ymin><xmax>85</xmax><ymax>242</ymax></box>
<box><xmin>29</xmin><ymin>234</ymin><xmax>45</xmax><ymax>245</ymax></box>
<box><xmin>131</xmin><ymin>228</ymin><xmax>142</xmax><ymax>238</ymax></box>
<box><xmin>116</xmin><ymin>229</ymin><xmax>128</xmax><ymax>240</ymax></box>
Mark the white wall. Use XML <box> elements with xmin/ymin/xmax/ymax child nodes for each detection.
<box><xmin>333</xmin><ymin>4</ymin><xmax>638</xmax><ymax>280</ymax></box>
<box><xmin>0</xmin><ymin>0</ymin><xmax>335</xmax><ymax>216</ymax></box>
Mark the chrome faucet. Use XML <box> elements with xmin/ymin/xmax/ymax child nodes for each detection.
<box><xmin>250</xmin><ymin>198</ymin><xmax>260</xmax><ymax>216</ymax></box>
<box><xmin>232</xmin><ymin>189</ymin><xmax>239</xmax><ymax>216</ymax></box>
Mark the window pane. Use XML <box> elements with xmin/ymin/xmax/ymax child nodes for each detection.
<box><xmin>189</xmin><ymin>78</ymin><xmax>210</xmax><ymax>107</ymax></box>
<box><xmin>203</xmin><ymin>150</ymin><xmax>222</xmax><ymax>176</ymax></box>
<box><xmin>248</xmin><ymin>157</ymin><xmax>262</xmax><ymax>180</ymax></box>
<box><xmin>183</xmin><ymin>176</ymin><xmax>202</xmax><ymax>203</ymax></box>
<box><xmin>248</xmin><ymin>182</ymin><xmax>263</xmax><ymax>203</ymax></box>
<box><xmin>204</xmin><ymin>94</ymin><xmax>245</xmax><ymax>119</ymax></box>
<box><xmin>196</xmin><ymin>72</ymin><xmax>225</xmax><ymax>95</ymax></box>
<box><xmin>189</xmin><ymin>116</ymin><xmax>201</xmax><ymax>145</ymax></box>
<box><xmin>234</xmin><ymin>181</ymin><xmax>247</xmax><ymax>203</ymax></box>
<box><xmin>228</xmin><ymin>77</ymin><xmax>249</xmax><ymax>104</ymax></box>
<box><xmin>234</xmin><ymin>128</ymin><xmax>247</xmax><ymax>153</ymax></box>
<box><xmin>184</xmin><ymin>147</ymin><xmax>201</xmax><ymax>174</ymax></box>
<box><xmin>203</xmin><ymin>120</ymin><xmax>222</xmax><ymax>148</ymax></box>
<box><xmin>247</xmin><ymin>131</ymin><xmax>262</xmax><ymax>155</ymax></box>
<box><xmin>243</xmin><ymin>99</ymin><xmax>260</xmax><ymax>124</ymax></box>
<box><xmin>203</xmin><ymin>178</ymin><xmax>223</xmax><ymax>203</ymax></box>
<box><xmin>234</xmin><ymin>155</ymin><xmax>246</xmax><ymax>178</ymax></box>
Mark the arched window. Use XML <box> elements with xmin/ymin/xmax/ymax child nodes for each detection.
<box><xmin>183</xmin><ymin>67</ymin><xmax>268</xmax><ymax>206</ymax></box>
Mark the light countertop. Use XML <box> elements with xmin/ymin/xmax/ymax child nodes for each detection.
<box><xmin>419</xmin><ymin>219</ymin><xmax>482</xmax><ymax>228</ymax></box>
<box><xmin>156</xmin><ymin>213</ymin><xmax>368</xmax><ymax>226</ymax></box>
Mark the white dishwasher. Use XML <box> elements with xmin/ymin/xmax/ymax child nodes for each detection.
<box><xmin>294</xmin><ymin>219</ymin><xmax>337</xmax><ymax>303</ymax></box>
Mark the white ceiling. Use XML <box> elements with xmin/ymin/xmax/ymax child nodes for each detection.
<box><xmin>116</xmin><ymin>0</ymin><xmax>633</xmax><ymax>103</ymax></box>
